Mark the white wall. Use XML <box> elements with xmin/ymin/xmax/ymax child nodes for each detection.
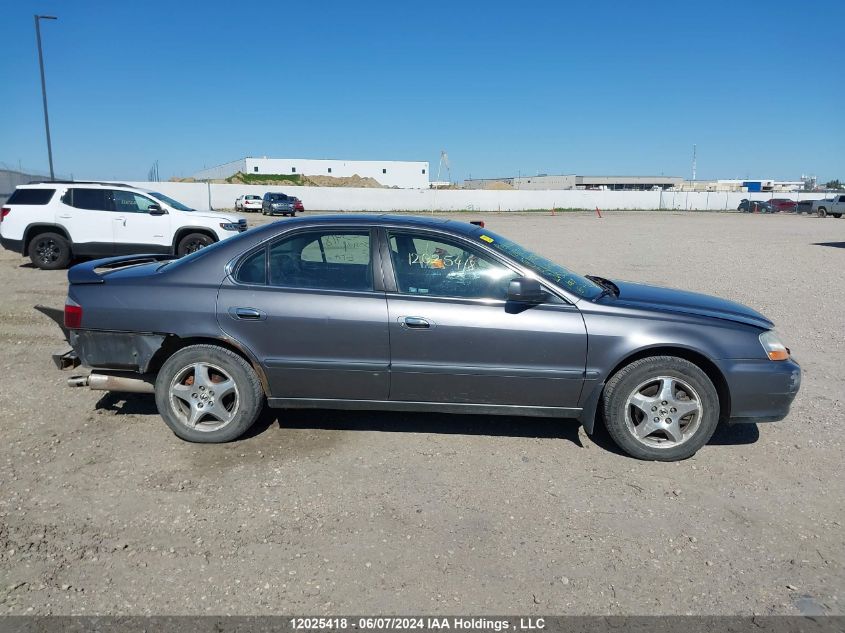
<box><xmin>129</xmin><ymin>182</ymin><xmax>831</xmax><ymax>213</ymax></box>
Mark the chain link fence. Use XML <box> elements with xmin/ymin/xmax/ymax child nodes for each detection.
<box><xmin>0</xmin><ymin>162</ymin><xmax>70</xmax><ymax>204</ymax></box>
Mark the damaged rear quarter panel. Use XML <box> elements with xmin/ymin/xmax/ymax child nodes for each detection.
<box><xmin>67</xmin><ymin>266</ymin><xmax>228</xmax><ymax>370</ymax></box>
<box><xmin>69</xmin><ymin>330</ymin><xmax>166</xmax><ymax>372</ymax></box>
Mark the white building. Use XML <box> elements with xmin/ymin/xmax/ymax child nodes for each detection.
<box><xmin>193</xmin><ymin>157</ymin><xmax>430</xmax><ymax>189</ymax></box>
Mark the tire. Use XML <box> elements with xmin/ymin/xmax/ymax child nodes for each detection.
<box><xmin>833</xmin><ymin>213</ymin><xmax>842</xmax><ymax>219</ymax></box>
<box><xmin>176</xmin><ymin>232</ymin><xmax>214</xmax><ymax>257</ymax></box>
<box><xmin>154</xmin><ymin>344</ymin><xmax>264</xmax><ymax>443</ymax></box>
<box><xmin>602</xmin><ymin>356</ymin><xmax>720</xmax><ymax>461</ymax></box>
<box><xmin>28</xmin><ymin>231</ymin><xmax>72</xmax><ymax>270</ymax></box>
<box><xmin>818</xmin><ymin>207</ymin><xmax>827</xmax><ymax>218</ymax></box>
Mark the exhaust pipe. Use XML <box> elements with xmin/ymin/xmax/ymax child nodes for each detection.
<box><xmin>67</xmin><ymin>372</ymin><xmax>155</xmax><ymax>394</ymax></box>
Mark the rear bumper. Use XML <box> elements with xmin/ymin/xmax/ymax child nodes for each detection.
<box><xmin>718</xmin><ymin>357</ymin><xmax>801</xmax><ymax>423</ymax></box>
<box><xmin>0</xmin><ymin>236</ymin><xmax>23</xmax><ymax>254</ymax></box>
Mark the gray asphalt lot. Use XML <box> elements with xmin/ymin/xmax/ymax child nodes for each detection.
<box><xmin>1</xmin><ymin>210</ymin><xmax>843</xmax><ymax>615</ymax></box>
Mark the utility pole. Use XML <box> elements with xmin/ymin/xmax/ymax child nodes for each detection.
<box><xmin>35</xmin><ymin>15</ymin><xmax>58</xmax><ymax>181</ymax></box>
<box><xmin>691</xmin><ymin>144</ymin><xmax>697</xmax><ymax>183</ymax></box>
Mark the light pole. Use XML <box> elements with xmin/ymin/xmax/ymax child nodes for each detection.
<box><xmin>34</xmin><ymin>14</ymin><xmax>58</xmax><ymax>181</ymax></box>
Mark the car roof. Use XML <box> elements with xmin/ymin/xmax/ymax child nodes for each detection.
<box><xmin>20</xmin><ymin>181</ymin><xmax>135</xmax><ymax>189</ymax></box>
<box><xmin>259</xmin><ymin>214</ymin><xmax>482</xmax><ymax>243</ymax></box>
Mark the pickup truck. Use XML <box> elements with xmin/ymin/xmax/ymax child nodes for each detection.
<box><xmin>812</xmin><ymin>194</ymin><xmax>845</xmax><ymax>218</ymax></box>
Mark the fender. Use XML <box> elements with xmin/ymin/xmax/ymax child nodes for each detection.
<box><xmin>22</xmin><ymin>223</ymin><xmax>72</xmax><ymax>254</ymax></box>
<box><xmin>171</xmin><ymin>226</ymin><xmax>219</xmax><ymax>252</ymax></box>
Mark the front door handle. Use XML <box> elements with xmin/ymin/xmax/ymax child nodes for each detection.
<box><xmin>402</xmin><ymin>316</ymin><xmax>431</xmax><ymax>329</ymax></box>
<box><xmin>229</xmin><ymin>307</ymin><xmax>266</xmax><ymax>321</ymax></box>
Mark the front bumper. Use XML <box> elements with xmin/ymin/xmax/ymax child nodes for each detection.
<box><xmin>718</xmin><ymin>357</ymin><xmax>801</xmax><ymax>423</ymax></box>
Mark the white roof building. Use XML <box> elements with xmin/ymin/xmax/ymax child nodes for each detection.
<box><xmin>193</xmin><ymin>157</ymin><xmax>430</xmax><ymax>189</ymax></box>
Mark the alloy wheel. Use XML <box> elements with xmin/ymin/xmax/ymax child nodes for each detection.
<box><xmin>169</xmin><ymin>362</ymin><xmax>240</xmax><ymax>431</ymax></box>
<box><xmin>624</xmin><ymin>375</ymin><xmax>703</xmax><ymax>448</ymax></box>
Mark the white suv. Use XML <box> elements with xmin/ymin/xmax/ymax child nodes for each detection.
<box><xmin>0</xmin><ymin>182</ymin><xmax>248</xmax><ymax>269</ymax></box>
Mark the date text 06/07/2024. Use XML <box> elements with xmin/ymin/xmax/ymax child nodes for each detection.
<box><xmin>288</xmin><ymin>617</ymin><xmax>546</xmax><ymax>631</ymax></box>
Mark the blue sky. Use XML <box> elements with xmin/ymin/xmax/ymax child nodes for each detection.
<box><xmin>1</xmin><ymin>0</ymin><xmax>843</xmax><ymax>182</ymax></box>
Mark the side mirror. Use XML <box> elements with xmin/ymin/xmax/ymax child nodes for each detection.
<box><xmin>148</xmin><ymin>204</ymin><xmax>166</xmax><ymax>215</ymax></box>
<box><xmin>507</xmin><ymin>277</ymin><xmax>544</xmax><ymax>303</ymax></box>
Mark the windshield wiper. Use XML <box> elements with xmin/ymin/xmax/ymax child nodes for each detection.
<box><xmin>587</xmin><ymin>275</ymin><xmax>619</xmax><ymax>299</ymax></box>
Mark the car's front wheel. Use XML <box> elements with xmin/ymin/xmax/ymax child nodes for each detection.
<box><xmin>602</xmin><ymin>356</ymin><xmax>720</xmax><ymax>461</ymax></box>
<box><xmin>28</xmin><ymin>232</ymin><xmax>72</xmax><ymax>270</ymax></box>
<box><xmin>176</xmin><ymin>232</ymin><xmax>214</xmax><ymax>256</ymax></box>
<box><xmin>155</xmin><ymin>345</ymin><xmax>264</xmax><ymax>443</ymax></box>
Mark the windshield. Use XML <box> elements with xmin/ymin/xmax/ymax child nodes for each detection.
<box><xmin>149</xmin><ymin>191</ymin><xmax>195</xmax><ymax>212</ymax></box>
<box><xmin>474</xmin><ymin>229</ymin><xmax>603</xmax><ymax>299</ymax></box>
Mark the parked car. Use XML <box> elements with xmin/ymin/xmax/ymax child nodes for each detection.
<box><xmin>0</xmin><ymin>182</ymin><xmax>247</xmax><ymax>270</ymax></box>
<box><xmin>293</xmin><ymin>197</ymin><xmax>305</xmax><ymax>213</ymax></box>
<box><xmin>767</xmin><ymin>198</ymin><xmax>797</xmax><ymax>213</ymax></box>
<box><xmin>52</xmin><ymin>215</ymin><xmax>800</xmax><ymax>462</ymax></box>
<box><xmin>737</xmin><ymin>199</ymin><xmax>774</xmax><ymax>213</ymax></box>
<box><xmin>262</xmin><ymin>192</ymin><xmax>296</xmax><ymax>216</ymax></box>
<box><xmin>796</xmin><ymin>200</ymin><xmax>815</xmax><ymax>215</ymax></box>
<box><xmin>811</xmin><ymin>194</ymin><xmax>845</xmax><ymax>218</ymax></box>
<box><xmin>235</xmin><ymin>195</ymin><xmax>262</xmax><ymax>212</ymax></box>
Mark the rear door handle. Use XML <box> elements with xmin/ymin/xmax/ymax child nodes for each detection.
<box><xmin>402</xmin><ymin>316</ymin><xmax>432</xmax><ymax>329</ymax></box>
<box><xmin>229</xmin><ymin>307</ymin><xmax>266</xmax><ymax>321</ymax></box>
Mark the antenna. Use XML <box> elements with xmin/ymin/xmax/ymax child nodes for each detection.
<box><xmin>691</xmin><ymin>144</ymin><xmax>697</xmax><ymax>182</ymax></box>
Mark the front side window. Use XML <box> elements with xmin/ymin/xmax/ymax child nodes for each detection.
<box><xmin>112</xmin><ymin>190</ymin><xmax>157</xmax><ymax>213</ymax></box>
<box><xmin>388</xmin><ymin>232</ymin><xmax>514</xmax><ymax>300</ymax></box>
<box><xmin>267</xmin><ymin>230</ymin><xmax>372</xmax><ymax>291</ymax></box>
<box><xmin>64</xmin><ymin>188</ymin><xmax>112</xmax><ymax>211</ymax></box>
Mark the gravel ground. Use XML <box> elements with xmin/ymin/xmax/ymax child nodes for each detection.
<box><xmin>1</xmin><ymin>211</ymin><xmax>843</xmax><ymax>616</ymax></box>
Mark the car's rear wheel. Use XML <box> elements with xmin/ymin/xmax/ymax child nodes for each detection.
<box><xmin>818</xmin><ymin>207</ymin><xmax>827</xmax><ymax>218</ymax></box>
<box><xmin>602</xmin><ymin>356</ymin><xmax>720</xmax><ymax>461</ymax></box>
<box><xmin>155</xmin><ymin>345</ymin><xmax>264</xmax><ymax>443</ymax></box>
<box><xmin>176</xmin><ymin>232</ymin><xmax>214</xmax><ymax>256</ymax></box>
<box><xmin>28</xmin><ymin>232</ymin><xmax>72</xmax><ymax>270</ymax></box>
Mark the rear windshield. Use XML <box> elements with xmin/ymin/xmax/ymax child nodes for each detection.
<box><xmin>7</xmin><ymin>188</ymin><xmax>55</xmax><ymax>205</ymax></box>
<box><xmin>245</xmin><ymin>195</ymin><xmax>260</xmax><ymax>200</ymax></box>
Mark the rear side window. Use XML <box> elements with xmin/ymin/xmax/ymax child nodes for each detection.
<box><xmin>7</xmin><ymin>188</ymin><xmax>55</xmax><ymax>205</ymax></box>
<box><xmin>267</xmin><ymin>230</ymin><xmax>372</xmax><ymax>291</ymax></box>
<box><xmin>62</xmin><ymin>188</ymin><xmax>113</xmax><ymax>211</ymax></box>
<box><xmin>235</xmin><ymin>248</ymin><xmax>267</xmax><ymax>285</ymax></box>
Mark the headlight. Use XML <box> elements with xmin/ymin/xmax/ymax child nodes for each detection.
<box><xmin>219</xmin><ymin>222</ymin><xmax>241</xmax><ymax>231</ymax></box>
<box><xmin>759</xmin><ymin>330</ymin><xmax>790</xmax><ymax>361</ymax></box>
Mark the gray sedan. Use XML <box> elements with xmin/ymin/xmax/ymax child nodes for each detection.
<box><xmin>55</xmin><ymin>215</ymin><xmax>800</xmax><ymax>461</ymax></box>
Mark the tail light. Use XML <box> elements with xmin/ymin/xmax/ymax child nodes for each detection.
<box><xmin>64</xmin><ymin>299</ymin><xmax>83</xmax><ymax>328</ymax></box>
<box><xmin>0</xmin><ymin>207</ymin><xmax>10</xmax><ymax>222</ymax></box>
<box><xmin>470</xmin><ymin>220</ymin><xmax>485</xmax><ymax>227</ymax></box>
